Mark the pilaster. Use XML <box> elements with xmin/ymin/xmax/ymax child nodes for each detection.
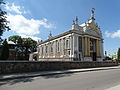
<box><xmin>96</xmin><ymin>39</ymin><xmax>100</xmax><ymax>57</ymax></box>
<box><xmin>73</xmin><ymin>35</ymin><xmax>75</xmax><ymax>57</ymax></box>
<box><xmin>84</xmin><ymin>37</ymin><xmax>88</xmax><ymax>56</ymax></box>
<box><xmin>87</xmin><ymin>37</ymin><xmax>90</xmax><ymax>56</ymax></box>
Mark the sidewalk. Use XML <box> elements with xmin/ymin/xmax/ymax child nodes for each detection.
<box><xmin>0</xmin><ymin>66</ymin><xmax>120</xmax><ymax>81</ymax></box>
<box><xmin>107</xmin><ymin>84</ymin><xmax>120</xmax><ymax>90</ymax></box>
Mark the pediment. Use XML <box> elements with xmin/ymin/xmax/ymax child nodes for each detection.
<box><xmin>86</xmin><ymin>29</ymin><xmax>102</xmax><ymax>37</ymax></box>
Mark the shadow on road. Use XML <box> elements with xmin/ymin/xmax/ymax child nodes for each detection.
<box><xmin>0</xmin><ymin>77</ymin><xmax>34</xmax><ymax>86</ymax></box>
<box><xmin>41</xmin><ymin>73</ymin><xmax>72</xmax><ymax>79</ymax></box>
<box><xmin>0</xmin><ymin>73</ymin><xmax>73</xmax><ymax>86</ymax></box>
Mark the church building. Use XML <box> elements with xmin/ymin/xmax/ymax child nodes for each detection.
<box><xmin>29</xmin><ymin>8</ymin><xmax>104</xmax><ymax>61</ymax></box>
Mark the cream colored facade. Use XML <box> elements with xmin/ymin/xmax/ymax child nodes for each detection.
<box><xmin>29</xmin><ymin>8</ymin><xmax>104</xmax><ymax>61</ymax></box>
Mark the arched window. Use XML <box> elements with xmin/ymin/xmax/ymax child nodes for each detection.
<box><xmin>45</xmin><ymin>45</ymin><xmax>48</xmax><ymax>53</ymax></box>
<box><xmin>51</xmin><ymin>43</ymin><xmax>53</xmax><ymax>52</ymax></box>
<box><xmin>58</xmin><ymin>42</ymin><xmax>59</xmax><ymax>51</ymax></box>
<box><xmin>42</xmin><ymin>46</ymin><xmax>43</xmax><ymax>55</ymax></box>
<box><xmin>90</xmin><ymin>39</ymin><xmax>93</xmax><ymax>51</ymax></box>
<box><xmin>66</xmin><ymin>40</ymin><xmax>69</xmax><ymax>49</ymax></box>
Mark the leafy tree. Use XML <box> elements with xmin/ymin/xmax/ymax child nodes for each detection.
<box><xmin>8</xmin><ymin>35</ymin><xmax>23</xmax><ymax>59</ymax></box>
<box><xmin>117</xmin><ymin>48</ymin><xmax>120</xmax><ymax>60</ymax></box>
<box><xmin>0</xmin><ymin>0</ymin><xmax>10</xmax><ymax>44</ymax></box>
<box><xmin>8</xmin><ymin>35</ymin><xmax>37</xmax><ymax>60</ymax></box>
<box><xmin>111</xmin><ymin>53</ymin><xmax>117</xmax><ymax>60</ymax></box>
<box><xmin>22</xmin><ymin>38</ymin><xmax>37</xmax><ymax>59</ymax></box>
<box><xmin>0</xmin><ymin>39</ymin><xmax>9</xmax><ymax>60</ymax></box>
<box><xmin>105</xmin><ymin>56</ymin><xmax>112</xmax><ymax>60</ymax></box>
<box><xmin>8</xmin><ymin>35</ymin><xmax>22</xmax><ymax>44</ymax></box>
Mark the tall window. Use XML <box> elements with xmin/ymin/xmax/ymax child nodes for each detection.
<box><xmin>66</xmin><ymin>40</ymin><xmax>69</xmax><ymax>49</ymax></box>
<box><xmin>42</xmin><ymin>47</ymin><xmax>43</xmax><ymax>55</ymax></box>
<box><xmin>56</xmin><ymin>41</ymin><xmax>57</xmax><ymax>52</ymax></box>
<box><xmin>38</xmin><ymin>47</ymin><xmax>40</xmax><ymax>53</ymax></box>
<box><xmin>78</xmin><ymin>36</ymin><xmax>82</xmax><ymax>52</ymax></box>
<box><xmin>51</xmin><ymin>43</ymin><xmax>53</xmax><ymax>52</ymax></box>
<box><xmin>58</xmin><ymin>42</ymin><xmax>59</xmax><ymax>51</ymax></box>
<box><xmin>45</xmin><ymin>45</ymin><xmax>48</xmax><ymax>53</ymax></box>
<box><xmin>68</xmin><ymin>51</ymin><xmax>70</xmax><ymax>55</ymax></box>
<box><xmin>90</xmin><ymin>39</ymin><xmax>93</xmax><ymax>51</ymax></box>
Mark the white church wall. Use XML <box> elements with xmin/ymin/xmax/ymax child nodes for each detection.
<box><xmin>97</xmin><ymin>58</ymin><xmax>103</xmax><ymax>62</ymax></box>
<box><xmin>84</xmin><ymin>57</ymin><xmax>92</xmax><ymax>61</ymax></box>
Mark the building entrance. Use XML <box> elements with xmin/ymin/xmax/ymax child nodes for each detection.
<box><xmin>92</xmin><ymin>52</ymin><xmax>96</xmax><ymax>61</ymax></box>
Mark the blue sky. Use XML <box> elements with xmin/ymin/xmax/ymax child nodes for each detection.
<box><xmin>2</xmin><ymin>0</ymin><xmax>120</xmax><ymax>55</ymax></box>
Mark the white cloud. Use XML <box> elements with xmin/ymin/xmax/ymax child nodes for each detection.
<box><xmin>7</xmin><ymin>14</ymin><xmax>54</xmax><ymax>35</ymax></box>
<box><xmin>105</xmin><ymin>31</ymin><xmax>111</xmax><ymax>37</ymax></box>
<box><xmin>111</xmin><ymin>30</ymin><xmax>120</xmax><ymax>38</ymax></box>
<box><xmin>105</xmin><ymin>30</ymin><xmax>120</xmax><ymax>38</ymax></box>
<box><xmin>5</xmin><ymin>2</ymin><xmax>30</xmax><ymax>14</ymax></box>
<box><xmin>5</xmin><ymin>2</ymin><xmax>55</xmax><ymax>40</ymax></box>
<box><xmin>7</xmin><ymin>14</ymin><xmax>39</xmax><ymax>35</ymax></box>
<box><xmin>5</xmin><ymin>3</ymin><xmax>23</xmax><ymax>14</ymax></box>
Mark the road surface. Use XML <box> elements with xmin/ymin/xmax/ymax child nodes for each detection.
<box><xmin>0</xmin><ymin>68</ymin><xmax>120</xmax><ymax>90</ymax></box>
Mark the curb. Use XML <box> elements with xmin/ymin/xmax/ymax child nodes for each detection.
<box><xmin>0</xmin><ymin>66</ymin><xmax>120</xmax><ymax>81</ymax></box>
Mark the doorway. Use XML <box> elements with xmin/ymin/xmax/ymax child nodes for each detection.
<box><xmin>92</xmin><ymin>52</ymin><xmax>96</xmax><ymax>61</ymax></box>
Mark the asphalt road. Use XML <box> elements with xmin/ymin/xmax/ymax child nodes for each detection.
<box><xmin>0</xmin><ymin>68</ymin><xmax>120</xmax><ymax>90</ymax></box>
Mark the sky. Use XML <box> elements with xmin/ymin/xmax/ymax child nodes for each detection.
<box><xmin>1</xmin><ymin>0</ymin><xmax>120</xmax><ymax>55</ymax></box>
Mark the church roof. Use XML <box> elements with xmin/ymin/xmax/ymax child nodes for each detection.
<box><xmin>39</xmin><ymin>8</ymin><xmax>103</xmax><ymax>45</ymax></box>
<box><xmin>39</xmin><ymin>29</ymin><xmax>102</xmax><ymax>45</ymax></box>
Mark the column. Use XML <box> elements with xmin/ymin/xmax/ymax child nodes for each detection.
<box><xmin>87</xmin><ymin>37</ymin><xmax>90</xmax><ymax>57</ymax></box>
<box><xmin>96</xmin><ymin>40</ymin><xmax>98</xmax><ymax>57</ymax></box>
<box><xmin>73</xmin><ymin>35</ymin><xmax>75</xmax><ymax>58</ymax></box>
<box><xmin>99</xmin><ymin>40</ymin><xmax>101</xmax><ymax>57</ymax></box>
<box><xmin>61</xmin><ymin>39</ymin><xmax>64</xmax><ymax>56</ymax></box>
<box><xmin>101</xmin><ymin>39</ymin><xmax>104</xmax><ymax>58</ymax></box>
<box><xmin>59</xmin><ymin>40</ymin><xmax>61</xmax><ymax>55</ymax></box>
<box><xmin>84</xmin><ymin>37</ymin><xmax>88</xmax><ymax>56</ymax></box>
<box><xmin>98</xmin><ymin>40</ymin><xmax>100</xmax><ymax>57</ymax></box>
<box><xmin>43</xmin><ymin>45</ymin><xmax>45</xmax><ymax>57</ymax></box>
<box><xmin>70</xmin><ymin>35</ymin><xmax>72</xmax><ymax>57</ymax></box>
<box><xmin>76</xmin><ymin>36</ymin><xmax>78</xmax><ymax>51</ymax></box>
<box><xmin>76</xmin><ymin>36</ymin><xmax>78</xmax><ymax>59</ymax></box>
<box><xmin>84</xmin><ymin>37</ymin><xmax>85</xmax><ymax>56</ymax></box>
<box><xmin>63</xmin><ymin>38</ymin><xmax>65</xmax><ymax>55</ymax></box>
<box><xmin>53</xmin><ymin>41</ymin><xmax>55</xmax><ymax>57</ymax></box>
<box><xmin>81</xmin><ymin>37</ymin><xmax>84</xmax><ymax>61</ymax></box>
<box><xmin>96</xmin><ymin>39</ymin><xmax>100</xmax><ymax>57</ymax></box>
<box><xmin>48</xmin><ymin>43</ymin><xmax>50</xmax><ymax>57</ymax></box>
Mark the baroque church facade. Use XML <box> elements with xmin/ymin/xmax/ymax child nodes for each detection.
<box><xmin>29</xmin><ymin>8</ymin><xmax>104</xmax><ymax>61</ymax></box>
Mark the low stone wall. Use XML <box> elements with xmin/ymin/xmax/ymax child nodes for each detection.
<box><xmin>0</xmin><ymin>61</ymin><xmax>118</xmax><ymax>74</ymax></box>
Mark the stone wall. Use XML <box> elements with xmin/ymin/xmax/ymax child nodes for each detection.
<box><xmin>0</xmin><ymin>61</ymin><xmax>118</xmax><ymax>74</ymax></box>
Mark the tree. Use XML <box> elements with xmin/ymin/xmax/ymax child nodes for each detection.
<box><xmin>22</xmin><ymin>38</ymin><xmax>37</xmax><ymax>59</ymax></box>
<box><xmin>8</xmin><ymin>35</ymin><xmax>37</xmax><ymax>60</ymax></box>
<box><xmin>0</xmin><ymin>39</ymin><xmax>9</xmax><ymax>60</ymax></box>
<box><xmin>105</xmin><ymin>56</ymin><xmax>112</xmax><ymax>60</ymax></box>
<box><xmin>111</xmin><ymin>53</ymin><xmax>117</xmax><ymax>60</ymax></box>
<box><xmin>0</xmin><ymin>0</ymin><xmax>10</xmax><ymax>44</ymax></box>
<box><xmin>8</xmin><ymin>35</ymin><xmax>22</xmax><ymax>44</ymax></box>
<box><xmin>117</xmin><ymin>48</ymin><xmax>120</xmax><ymax>60</ymax></box>
<box><xmin>8</xmin><ymin>35</ymin><xmax>23</xmax><ymax>59</ymax></box>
